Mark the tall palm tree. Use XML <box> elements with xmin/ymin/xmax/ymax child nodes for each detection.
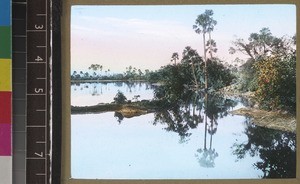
<box><xmin>171</xmin><ymin>52</ymin><xmax>179</xmax><ymax>66</ymax></box>
<box><xmin>193</xmin><ymin>9</ymin><xmax>217</xmax><ymax>90</ymax></box>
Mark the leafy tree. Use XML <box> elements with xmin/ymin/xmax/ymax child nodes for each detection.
<box><xmin>206</xmin><ymin>39</ymin><xmax>217</xmax><ymax>58</ymax></box>
<box><xmin>124</xmin><ymin>66</ymin><xmax>138</xmax><ymax>79</ymax></box>
<box><xmin>237</xmin><ymin>59</ymin><xmax>257</xmax><ymax>92</ymax></box>
<box><xmin>138</xmin><ymin>69</ymin><xmax>143</xmax><ymax>79</ymax></box>
<box><xmin>229</xmin><ymin>27</ymin><xmax>295</xmax><ymax>61</ymax></box>
<box><xmin>84</xmin><ymin>72</ymin><xmax>90</xmax><ymax>79</ymax></box>
<box><xmin>113</xmin><ymin>91</ymin><xmax>127</xmax><ymax>104</ymax></box>
<box><xmin>146</xmin><ymin>70</ymin><xmax>161</xmax><ymax>83</ymax></box>
<box><xmin>230</xmin><ymin>28</ymin><xmax>296</xmax><ymax>95</ymax></box>
<box><xmin>88</xmin><ymin>64</ymin><xmax>102</xmax><ymax>79</ymax></box>
<box><xmin>181</xmin><ymin>46</ymin><xmax>204</xmax><ymax>88</ymax></box>
<box><xmin>207</xmin><ymin>58</ymin><xmax>234</xmax><ymax>90</ymax></box>
<box><xmin>71</xmin><ymin>71</ymin><xmax>78</xmax><ymax>80</ymax></box>
<box><xmin>79</xmin><ymin>71</ymin><xmax>84</xmax><ymax>78</ymax></box>
<box><xmin>254</xmin><ymin>55</ymin><xmax>296</xmax><ymax>112</ymax></box>
<box><xmin>171</xmin><ymin>52</ymin><xmax>179</xmax><ymax>65</ymax></box>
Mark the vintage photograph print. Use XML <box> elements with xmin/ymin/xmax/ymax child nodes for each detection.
<box><xmin>70</xmin><ymin>4</ymin><xmax>296</xmax><ymax>179</ymax></box>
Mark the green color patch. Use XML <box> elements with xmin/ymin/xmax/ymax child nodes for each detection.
<box><xmin>0</xmin><ymin>26</ymin><xmax>11</xmax><ymax>59</ymax></box>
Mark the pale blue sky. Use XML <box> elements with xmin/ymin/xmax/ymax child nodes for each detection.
<box><xmin>71</xmin><ymin>4</ymin><xmax>296</xmax><ymax>73</ymax></box>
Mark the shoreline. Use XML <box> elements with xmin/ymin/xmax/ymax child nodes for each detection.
<box><xmin>71</xmin><ymin>79</ymin><xmax>147</xmax><ymax>83</ymax></box>
<box><xmin>230</xmin><ymin>107</ymin><xmax>296</xmax><ymax>133</ymax></box>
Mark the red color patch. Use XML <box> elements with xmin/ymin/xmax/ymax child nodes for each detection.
<box><xmin>0</xmin><ymin>91</ymin><xmax>11</xmax><ymax>124</ymax></box>
<box><xmin>0</xmin><ymin>123</ymin><xmax>11</xmax><ymax>155</ymax></box>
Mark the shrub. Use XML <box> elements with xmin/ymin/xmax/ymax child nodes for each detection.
<box><xmin>254</xmin><ymin>55</ymin><xmax>296</xmax><ymax>112</ymax></box>
<box><xmin>113</xmin><ymin>91</ymin><xmax>127</xmax><ymax>104</ymax></box>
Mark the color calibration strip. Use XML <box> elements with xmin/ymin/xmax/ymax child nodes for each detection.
<box><xmin>0</xmin><ymin>0</ymin><xmax>12</xmax><ymax>184</ymax></box>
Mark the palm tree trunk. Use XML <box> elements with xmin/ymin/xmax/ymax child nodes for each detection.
<box><xmin>209</xmin><ymin>31</ymin><xmax>213</xmax><ymax>58</ymax></box>
<box><xmin>209</xmin><ymin>115</ymin><xmax>213</xmax><ymax>150</ymax></box>
<box><xmin>203</xmin><ymin>33</ymin><xmax>208</xmax><ymax>90</ymax></box>
<box><xmin>204</xmin><ymin>112</ymin><xmax>207</xmax><ymax>150</ymax></box>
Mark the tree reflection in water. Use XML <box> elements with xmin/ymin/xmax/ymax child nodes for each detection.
<box><xmin>153</xmin><ymin>89</ymin><xmax>237</xmax><ymax>167</ymax></box>
<box><xmin>111</xmin><ymin>82</ymin><xmax>296</xmax><ymax>176</ymax></box>
<box><xmin>232</xmin><ymin>118</ymin><xmax>296</xmax><ymax>178</ymax></box>
<box><xmin>195</xmin><ymin>93</ymin><xmax>236</xmax><ymax>168</ymax></box>
<box><xmin>114</xmin><ymin>111</ymin><xmax>124</xmax><ymax>124</ymax></box>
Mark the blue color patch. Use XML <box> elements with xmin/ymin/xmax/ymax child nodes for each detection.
<box><xmin>0</xmin><ymin>0</ymin><xmax>11</xmax><ymax>26</ymax></box>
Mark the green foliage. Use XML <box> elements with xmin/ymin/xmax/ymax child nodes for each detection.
<box><xmin>113</xmin><ymin>91</ymin><xmax>127</xmax><ymax>104</ymax></box>
<box><xmin>230</xmin><ymin>28</ymin><xmax>296</xmax><ymax>113</ymax></box>
<box><xmin>237</xmin><ymin>59</ymin><xmax>258</xmax><ymax>92</ymax></box>
<box><xmin>154</xmin><ymin>47</ymin><xmax>234</xmax><ymax>104</ymax></box>
<box><xmin>156</xmin><ymin>64</ymin><xmax>189</xmax><ymax>103</ymax></box>
<box><xmin>193</xmin><ymin>9</ymin><xmax>217</xmax><ymax>34</ymax></box>
<box><xmin>146</xmin><ymin>71</ymin><xmax>161</xmax><ymax>83</ymax></box>
<box><xmin>171</xmin><ymin>52</ymin><xmax>179</xmax><ymax>65</ymax></box>
<box><xmin>207</xmin><ymin>58</ymin><xmax>235</xmax><ymax>90</ymax></box>
<box><xmin>229</xmin><ymin>27</ymin><xmax>294</xmax><ymax>61</ymax></box>
<box><xmin>254</xmin><ymin>55</ymin><xmax>296</xmax><ymax>112</ymax></box>
<box><xmin>88</xmin><ymin>64</ymin><xmax>103</xmax><ymax>78</ymax></box>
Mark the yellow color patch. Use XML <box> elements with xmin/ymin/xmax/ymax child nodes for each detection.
<box><xmin>0</xmin><ymin>59</ymin><xmax>12</xmax><ymax>91</ymax></box>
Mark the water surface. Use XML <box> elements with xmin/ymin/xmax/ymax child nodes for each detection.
<box><xmin>71</xmin><ymin>82</ymin><xmax>296</xmax><ymax>179</ymax></box>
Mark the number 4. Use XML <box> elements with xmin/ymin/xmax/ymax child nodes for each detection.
<box><xmin>35</xmin><ymin>56</ymin><xmax>43</xmax><ymax>62</ymax></box>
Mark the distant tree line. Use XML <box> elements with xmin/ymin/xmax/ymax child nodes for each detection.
<box><xmin>71</xmin><ymin>64</ymin><xmax>159</xmax><ymax>81</ymax></box>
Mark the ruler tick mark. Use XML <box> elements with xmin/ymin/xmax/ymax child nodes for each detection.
<box><xmin>27</xmin><ymin>62</ymin><xmax>45</xmax><ymax>64</ymax></box>
<box><xmin>27</xmin><ymin>126</ymin><xmax>46</xmax><ymax>128</ymax></box>
<box><xmin>13</xmin><ymin>35</ymin><xmax>26</xmax><ymax>38</ymax></box>
<box><xmin>27</xmin><ymin>94</ymin><xmax>46</xmax><ymax>96</ymax></box>
<box><xmin>36</xmin><ymin>173</ymin><xmax>46</xmax><ymax>176</ymax></box>
<box><xmin>12</xmin><ymin>2</ymin><xmax>27</xmax><ymax>4</ymax></box>
<box><xmin>27</xmin><ymin>30</ymin><xmax>46</xmax><ymax>32</ymax></box>
<box><xmin>36</xmin><ymin>46</ymin><xmax>46</xmax><ymax>48</ymax></box>
<box><xmin>26</xmin><ymin>157</ymin><xmax>46</xmax><ymax>160</ymax></box>
<box><xmin>37</xmin><ymin>14</ymin><xmax>46</xmax><ymax>16</ymax></box>
<box><xmin>13</xmin><ymin>51</ymin><xmax>27</xmax><ymax>54</ymax></box>
<box><xmin>36</xmin><ymin>141</ymin><xmax>46</xmax><ymax>144</ymax></box>
<box><xmin>36</xmin><ymin>109</ymin><xmax>46</xmax><ymax>112</ymax></box>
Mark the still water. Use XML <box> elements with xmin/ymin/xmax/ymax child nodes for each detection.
<box><xmin>71</xmin><ymin>82</ymin><xmax>154</xmax><ymax>106</ymax></box>
<box><xmin>71</xmin><ymin>82</ymin><xmax>296</xmax><ymax>179</ymax></box>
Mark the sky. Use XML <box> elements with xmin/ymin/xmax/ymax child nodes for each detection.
<box><xmin>71</xmin><ymin>4</ymin><xmax>296</xmax><ymax>73</ymax></box>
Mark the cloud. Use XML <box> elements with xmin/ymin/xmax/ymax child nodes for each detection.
<box><xmin>72</xmin><ymin>16</ymin><xmax>197</xmax><ymax>40</ymax></box>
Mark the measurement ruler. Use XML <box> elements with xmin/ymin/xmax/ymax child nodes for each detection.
<box><xmin>26</xmin><ymin>0</ymin><xmax>51</xmax><ymax>183</ymax></box>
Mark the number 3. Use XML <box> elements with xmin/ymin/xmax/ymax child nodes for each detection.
<box><xmin>35</xmin><ymin>24</ymin><xmax>44</xmax><ymax>30</ymax></box>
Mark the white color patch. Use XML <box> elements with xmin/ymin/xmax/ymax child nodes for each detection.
<box><xmin>0</xmin><ymin>156</ymin><xmax>12</xmax><ymax>184</ymax></box>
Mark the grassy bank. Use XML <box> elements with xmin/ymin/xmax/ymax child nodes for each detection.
<box><xmin>231</xmin><ymin>108</ymin><xmax>296</xmax><ymax>133</ymax></box>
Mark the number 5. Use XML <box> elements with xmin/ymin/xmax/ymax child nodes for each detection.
<box><xmin>35</xmin><ymin>88</ymin><xmax>44</xmax><ymax>93</ymax></box>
